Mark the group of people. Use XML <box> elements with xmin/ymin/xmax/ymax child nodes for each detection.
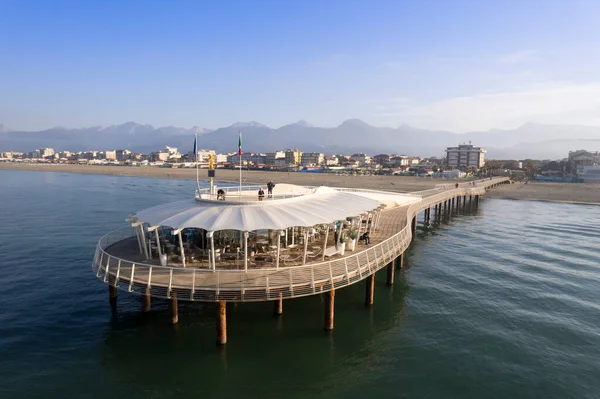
<box><xmin>258</xmin><ymin>180</ymin><xmax>275</xmax><ymax>201</ymax></box>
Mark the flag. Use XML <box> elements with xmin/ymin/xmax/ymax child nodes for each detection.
<box><xmin>238</xmin><ymin>131</ymin><xmax>242</xmax><ymax>156</ymax></box>
<box><xmin>193</xmin><ymin>134</ymin><xmax>197</xmax><ymax>160</ymax></box>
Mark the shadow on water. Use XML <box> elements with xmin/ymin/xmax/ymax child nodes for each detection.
<box><xmin>99</xmin><ymin>271</ymin><xmax>411</xmax><ymax>398</ymax></box>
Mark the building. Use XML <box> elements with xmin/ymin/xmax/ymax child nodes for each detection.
<box><xmin>389</xmin><ymin>156</ymin><xmax>411</xmax><ymax>167</ymax></box>
<box><xmin>350</xmin><ymin>153</ymin><xmax>371</xmax><ymax>166</ymax></box>
<box><xmin>105</xmin><ymin>150</ymin><xmax>117</xmax><ymax>161</ymax></box>
<box><xmin>373</xmin><ymin>154</ymin><xmax>391</xmax><ymax>165</ymax></box>
<box><xmin>116</xmin><ymin>149</ymin><xmax>132</xmax><ymax>161</ymax></box>
<box><xmin>195</xmin><ymin>149</ymin><xmax>216</xmax><ymax>163</ymax></box>
<box><xmin>227</xmin><ymin>153</ymin><xmax>264</xmax><ymax>165</ymax></box>
<box><xmin>445</xmin><ymin>144</ymin><xmax>486</xmax><ymax>169</ymax></box>
<box><xmin>285</xmin><ymin>149</ymin><xmax>303</xmax><ymax>165</ymax></box>
<box><xmin>577</xmin><ymin>165</ymin><xmax>600</xmax><ymax>181</ymax></box>
<box><xmin>40</xmin><ymin>148</ymin><xmax>55</xmax><ymax>158</ymax></box>
<box><xmin>324</xmin><ymin>156</ymin><xmax>339</xmax><ymax>166</ymax></box>
<box><xmin>568</xmin><ymin>150</ymin><xmax>599</xmax><ymax>166</ymax></box>
<box><xmin>215</xmin><ymin>154</ymin><xmax>228</xmax><ymax>164</ymax></box>
<box><xmin>300</xmin><ymin>152</ymin><xmax>324</xmax><ymax>166</ymax></box>
<box><xmin>265</xmin><ymin>151</ymin><xmax>285</xmax><ymax>165</ymax></box>
<box><xmin>501</xmin><ymin>160</ymin><xmax>523</xmax><ymax>170</ymax></box>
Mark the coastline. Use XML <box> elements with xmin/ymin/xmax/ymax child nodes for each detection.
<box><xmin>3</xmin><ymin>163</ymin><xmax>600</xmax><ymax>205</ymax></box>
<box><xmin>0</xmin><ymin>163</ymin><xmax>458</xmax><ymax>192</ymax></box>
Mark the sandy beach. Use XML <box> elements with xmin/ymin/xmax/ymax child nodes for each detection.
<box><xmin>2</xmin><ymin>163</ymin><xmax>600</xmax><ymax>204</ymax></box>
<box><xmin>485</xmin><ymin>181</ymin><xmax>600</xmax><ymax>205</ymax></box>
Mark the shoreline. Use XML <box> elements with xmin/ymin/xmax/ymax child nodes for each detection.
<box><xmin>488</xmin><ymin>196</ymin><xmax>600</xmax><ymax>206</ymax></box>
<box><xmin>3</xmin><ymin>163</ymin><xmax>600</xmax><ymax>205</ymax></box>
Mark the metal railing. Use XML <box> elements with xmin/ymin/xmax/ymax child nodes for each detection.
<box><xmin>195</xmin><ymin>185</ymin><xmax>316</xmax><ymax>202</ymax></box>
<box><xmin>92</xmin><ymin>222</ymin><xmax>412</xmax><ymax>302</ymax></box>
<box><xmin>92</xmin><ymin>177</ymin><xmax>510</xmax><ymax>302</ymax></box>
<box><xmin>332</xmin><ymin>187</ymin><xmax>423</xmax><ymax>198</ymax></box>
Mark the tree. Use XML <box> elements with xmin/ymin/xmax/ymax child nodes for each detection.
<box><xmin>484</xmin><ymin>160</ymin><xmax>502</xmax><ymax>170</ymax></box>
<box><xmin>524</xmin><ymin>160</ymin><xmax>537</xmax><ymax>178</ymax></box>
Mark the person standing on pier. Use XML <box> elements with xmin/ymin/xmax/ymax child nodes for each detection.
<box><xmin>267</xmin><ymin>180</ymin><xmax>275</xmax><ymax>198</ymax></box>
<box><xmin>258</xmin><ymin>187</ymin><xmax>265</xmax><ymax>201</ymax></box>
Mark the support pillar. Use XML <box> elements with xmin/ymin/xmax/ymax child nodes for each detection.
<box><xmin>386</xmin><ymin>262</ymin><xmax>395</xmax><ymax>286</ymax></box>
<box><xmin>324</xmin><ymin>289</ymin><xmax>335</xmax><ymax>330</ymax></box>
<box><xmin>169</xmin><ymin>291</ymin><xmax>178</xmax><ymax>325</ymax></box>
<box><xmin>411</xmin><ymin>216</ymin><xmax>417</xmax><ymax>237</ymax></box>
<box><xmin>109</xmin><ymin>284</ymin><xmax>118</xmax><ymax>306</ymax></box>
<box><xmin>142</xmin><ymin>292</ymin><xmax>151</xmax><ymax>313</ymax></box>
<box><xmin>365</xmin><ymin>274</ymin><xmax>375</xmax><ymax>306</ymax></box>
<box><xmin>396</xmin><ymin>252</ymin><xmax>405</xmax><ymax>269</ymax></box>
<box><xmin>216</xmin><ymin>300</ymin><xmax>227</xmax><ymax>345</ymax></box>
<box><xmin>273</xmin><ymin>293</ymin><xmax>283</xmax><ymax>316</ymax></box>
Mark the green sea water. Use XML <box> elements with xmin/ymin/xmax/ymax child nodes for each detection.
<box><xmin>1</xmin><ymin>170</ymin><xmax>599</xmax><ymax>398</ymax></box>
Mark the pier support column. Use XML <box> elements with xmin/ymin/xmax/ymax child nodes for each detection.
<box><xmin>386</xmin><ymin>262</ymin><xmax>395</xmax><ymax>286</ymax></box>
<box><xmin>142</xmin><ymin>292</ymin><xmax>151</xmax><ymax>313</ymax></box>
<box><xmin>109</xmin><ymin>284</ymin><xmax>118</xmax><ymax>310</ymax></box>
<box><xmin>324</xmin><ymin>289</ymin><xmax>335</xmax><ymax>330</ymax></box>
<box><xmin>273</xmin><ymin>293</ymin><xmax>283</xmax><ymax>316</ymax></box>
<box><xmin>216</xmin><ymin>301</ymin><xmax>227</xmax><ymax>345</ymax></box>
<box><xmin>396</xmin><ymin>252</ymin><xmax>405</xmax><ymax>269</ymax></box>
<box><xmin>411</xmin><ymin>216</ymin><xmax>417</xmax><ymax>238</ymax></box>
<box><xmin>169</xmin><ymin>292</ymin><xmax>178</xmax><ymax>325</ymax></box>
<box><xmin>365</xmin><ymin>274</ymin><xmax>375</xmax><ymax>306</ymax></box>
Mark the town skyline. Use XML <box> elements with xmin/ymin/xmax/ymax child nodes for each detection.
<box><xmin>3</xmin><ymin>119</ymin><xmax>600</xmax><ymax>161</ymax></box>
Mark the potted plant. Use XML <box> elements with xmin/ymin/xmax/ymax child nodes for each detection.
<box><xmin>347</xmin><ymin>228</ymin><xmax>358</xmax><ymax>251</ymax></box>
<box><xmin>339</xmin><ymin>232</ymin><xmax>346</xmax><ymax>256</ymax></box>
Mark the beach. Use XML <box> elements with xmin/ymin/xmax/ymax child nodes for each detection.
<box><xmin>2</xmin><ymin>163</ymin><xmax>600</xmax><ymax>204</ymax></box>
<box><xmin>485</xmin><ymin>180</ymin><xmax>600</xmax><ymax>205</ymax></box>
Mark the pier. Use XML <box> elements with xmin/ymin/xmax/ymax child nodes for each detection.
<box><xmin>92</xmin><ymin>177</ymin><xmax>510</xmax><ymax>344</ymax></box>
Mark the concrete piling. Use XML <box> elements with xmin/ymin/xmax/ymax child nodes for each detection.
<box><xmin>365</xmin><ymin>274</ymin><xmax>375</xmax><ymax>306</ymax></box>
<box><xmin>324</xmin><ymin>290</ymin><xmax>335</xmax><ymax>330</ymax></box>
<box><xmin>216</xmin><ymin>300</ymin><xmax>227</xmax><ymax>344</ymax></box>
<box><xmin>169</xmin><ymin>291</ymin><xmax>178</xmax><ymax>325</ymax></box>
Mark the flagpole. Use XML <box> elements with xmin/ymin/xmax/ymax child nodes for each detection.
<box><xmin>195</xmin><ymin>133</ymin><xmax>201</xmax><ymax>195</ymax></box>
<box><xmin>239</xmin><ymin>131</ymin><xmax>242</xmax><ymax>198</ymax></box>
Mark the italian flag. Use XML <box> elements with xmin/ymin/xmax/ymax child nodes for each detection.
<box><xmin>238</xmin><ymin>131</ymin><xmax>242</xmax><ymax>155</ymax></box>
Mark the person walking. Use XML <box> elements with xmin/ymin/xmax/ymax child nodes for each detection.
<box><xmin>267</xmin><ymin>180</ymin><xmax>275</xmax><ymax>198</ymax></box>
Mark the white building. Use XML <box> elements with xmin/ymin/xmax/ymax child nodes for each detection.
<box><xmin>40</xmin><ymin>148</ymin><xmax>55</xmax><ymax>158</ymax></box>
<box><xmin>265</xmin><ymin>151</ymin><xmax>286</xmax><ymax>165</ymax></box>
<box><xmin>445</xmin><ymin>144</ymin><xmax>486</xmax><ymax>169</ymax></box>
<box><xmin>195</xmin><ymin>149</ymin><xmax>216</xmax><ymax>162</ymax></box>
<box><xmin>577</xmin><ymin>165</ymin><xmax>600</xmax><ymax>181</ymax></box>
<box><xmin>215</xmin><ymin>154</ymin><xmax>229</xmax><ymax>164</ymax></box>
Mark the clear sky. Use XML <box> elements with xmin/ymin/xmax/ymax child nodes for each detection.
<box><xmin>1</xmin><ymin>0</ymin><xmax>600</xmax><ymax>132</ymax></box>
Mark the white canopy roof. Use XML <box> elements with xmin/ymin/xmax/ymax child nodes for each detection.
<box><xmin>135</xmin><ymin>186</ymin><xmax>383</xmax><ymax>231</ymax></box>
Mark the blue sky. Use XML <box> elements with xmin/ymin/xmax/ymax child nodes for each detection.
<box><xmin>1</xmin><ymin>0</ymin><xmax>599</xmax><ymax>132</ymax></box>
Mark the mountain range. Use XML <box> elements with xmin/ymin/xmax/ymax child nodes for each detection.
<box><xmin>2</xmin><ymin>119</ymin><xmax>600</xmax><ymax>160</ymax></box>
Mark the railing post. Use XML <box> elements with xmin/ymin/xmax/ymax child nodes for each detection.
<box><xmin>190</xmin><ymin>269</ymin><xmax>196</xmax><ymax>300</ymax></box>
<box><xmin>128</xmin><ymin>264</ymin><xmax>135</xmax><ymax>292</ymax></box>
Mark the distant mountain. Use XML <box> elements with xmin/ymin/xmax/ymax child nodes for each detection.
<box><xmin>2</xmin><ymin>120</ymin><xmax>600</xmax><ymax>159</ymax></box>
